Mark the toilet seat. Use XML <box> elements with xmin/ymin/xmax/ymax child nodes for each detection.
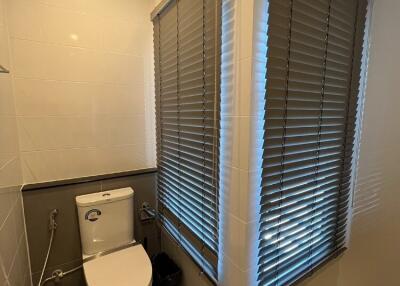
<box><xmin>83</xmin><ymin>244</ymin><xmax>152</xmax><ymax>286</ymax></box>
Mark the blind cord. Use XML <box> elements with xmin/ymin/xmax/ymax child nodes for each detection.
<box><xmin>274</xmin><ymin>1</ymin><xmax>294</xmax><ymax>284</ymax></box>
<box><xmin>201</xmin><ymin>0</ymin><xmax>207</xmax><ymax>275</ymax></box>
<box><xmin>176</xmin><ymin>0</ymin><xmax>183</xmax><ymax>246</ymax></box>
<box><xmin>309</xmin><ymin>0</ymin><xmax>333</xmax><ymax>274</ymax></box>
<box><xmin>212</xmin><ymin>0</ymin><xmax>220</xmax><ymax>249</ymax></box>
<box><xmin>157</xmin><ymin>14</ymin><xmax>166</xmax><ymax>226</ymax></box>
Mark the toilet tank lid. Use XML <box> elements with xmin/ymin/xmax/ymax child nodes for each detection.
<box><xmin>76</xmin><ymin>187</ymin><xmax>134</xmax><ymax>207</ymax></box>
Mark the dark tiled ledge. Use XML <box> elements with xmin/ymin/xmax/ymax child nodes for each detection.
<box><xmin>22</xmin><ymin>168</ymin><xmax>158</xmax><ymax>192</ymax></box>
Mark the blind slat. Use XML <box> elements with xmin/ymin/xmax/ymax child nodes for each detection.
<box><xmin>258</xmin><ymin>0</ymin><xmax>367</xmax><ymax>285</ymax></box>
<box><xmin>154</xmin><ymin>0</ymin><xmax>221</xmax><ymax>279</ymax></box>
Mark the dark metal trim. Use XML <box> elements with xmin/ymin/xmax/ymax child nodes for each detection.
<box><xmin>290</xmin><ymin>248</ymin><xmax>347</xmax><ymax>286</ymax></box>
<box><xmin>22</xmin><ymin>168</ymin><xmax>158</xmax><ymax>192</ymax></box>
<box><xmin>151</xmin><ymin>0</ymin><xmax>174</xmax><ymax>21</ymax></box>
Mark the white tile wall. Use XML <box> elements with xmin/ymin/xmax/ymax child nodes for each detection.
<box><xmin>0</xmin><ymin>0</ymin><xmax>31</xmax><ymax>284</ymax></box>
<box><xmin>219</xmin><ymin>0</ymin><xmax>267</xmax><ymax>285</ymax></box>
<box><xmin>5</xmin><ymin>0</ymin><xmax>157</xmax><ymax>184</ymax></box>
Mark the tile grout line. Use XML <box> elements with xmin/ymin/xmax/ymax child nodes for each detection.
<box><xmin>0</xmin><ymin>191</ymin><xmax>20</xmax><ymax>232</ymax></box>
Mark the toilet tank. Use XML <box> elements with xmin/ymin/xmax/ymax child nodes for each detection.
<box><xmin>76</xmin><ymin>188</ymin><xmax>134</xmax><ymax>256</ymax></box>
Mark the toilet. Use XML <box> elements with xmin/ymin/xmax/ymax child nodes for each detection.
<box><xmin>76</xmin><ymin>187</ymin><xmax>152</xmax><ymax>286</ymax></box>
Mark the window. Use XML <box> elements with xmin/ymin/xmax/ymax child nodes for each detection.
<box><xmin>258</xmin><ymin>0</ymin><xmax>368</xmax><ymax>285</ymax></box>
<box><xmin>152</xmin><ymin>0</ymin><xmax>221</xmax><ymax>280</ymax></box>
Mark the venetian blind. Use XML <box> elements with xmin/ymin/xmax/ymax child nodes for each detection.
<box><xmin>152</xmin><ymin>0</ymin><xmax>221</xmax><ymax>279</ymax></box>
<box><xmin>258</xmin><ymin>0</ymin><xmax>368</xmax><ymax>285</ymax></box>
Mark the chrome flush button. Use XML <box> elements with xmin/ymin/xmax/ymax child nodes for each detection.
<box><xmin>85</xmin><ymin>209</ymin><xmax>102</xmax><ymax>222</ymax></box>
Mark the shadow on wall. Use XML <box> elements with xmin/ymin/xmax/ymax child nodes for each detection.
<box><xmin>351</xmin><ymin>166</ymin><xmax>383</xmax><ymax>232</ymax></box>
<box><xmin>350</xmin><ymin>110</ymin><xmax>385</xmax><ymax>234</ymax></box>
<box><xmin>300</xmin><ymin>166</ymin><xmax>383</xmax><ymax>286</ymax></box>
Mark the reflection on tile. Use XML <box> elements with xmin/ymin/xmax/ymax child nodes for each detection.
<box><xmin>41</xmin><ymin>6</ymin><xmax>102</xmax><ymax>48</ymax></box>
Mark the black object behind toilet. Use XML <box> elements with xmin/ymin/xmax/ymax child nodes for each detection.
<box><xmin>152</xmin><ymin>252</ymin><xmax>182</xmax><ymax>286</ymax></box>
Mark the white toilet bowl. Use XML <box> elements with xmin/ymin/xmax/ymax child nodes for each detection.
<box><xmin>83</xmin><ymin>244</ymin><xmax>152</xmax><ymax>286</ymax></box>
<box><xmin>75</xmin><ymin>188</ymin><xmax>152</xmax><ymax>286</ymax></box>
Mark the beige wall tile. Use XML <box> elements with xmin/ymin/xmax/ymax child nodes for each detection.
<box><xmin>238</xmin><ymin>0</ymin><xmax>254</xmax><ymax>60</ymax></box>
<box><xmin>14</xmin><ymin>79</ymin><xmax>92</xmax><ymax>116</ymax></box>
<box><xmin>11</xmin><ymin>39</ymin><xmax>45</xmax><ymax>79</ymax></box>
<box><xmin>94</xmin><ymin>144</ymin><xmax>149</xmax><ymax>175</ymax></box>
<box><xmin>41</xmin><ymin>6</ymin><xmax>102</xmax><ymax>49</ymax></box>
<box><xmin>0</xmin><ymin>0</ymin><xmax>4</xmax><ymax>26</ymax></box>
<box><xmin>0</xmin><ymin>189</ymin><xmax>18</xmax><ymax>226</ymax></box>
<box><xmin>17</xmin><ymin>116</ymin><xmax>96</xmax><ymax>151</ymax></box>
<box><xmin>7</xmin><ymin>232</ymin><xmax>30</xmax><ymax>286</ymax></box>
<box><xmin>0</xmin><ymin>0</ymin><xmax>29</xmax><ymax>284</ymax></box>
<box><xmin>101</xmin><ymin>18</ymin><xmax>148</xmax><ymax>56</ymax></box>
<box><xmin>0</xmin><ymin>77</ymin><xmax>15</xmax><ymax>116</ymax></box>
<box><xmin>0</xmin><ymin>26</ymin><xmax>9</xmax><ymax>69</ymax></box>
<box><xmin>6</xmin><ymin>0</ymin><xmax>44</xmax><ymax>41</ymax></box>
<box><xmin>238</xmin><ymin>58</ymin><xmax>252</xmax><ymax>116</ymax></box>
<box><xmin>85</xmin><ymin>0</ymin><xmax>150</xmax><ymax>23</ymax></box>
<box><xmin>0</xmin><ymin>116</ymin><xmax>19</xmax><ymax>154</ymax></box>
<box><xmin>8</xmin><ymin>0</ymin><xmax>156</xmax><ymax>184</ymax></box>
<box><xmin>34</xmin><ymin>0</ymin><xmax>85</xmax><ymax>12</ymax></box>
<box><xmin>0</xmin><ymin>157</ymin><xmax>23</xmax><ymax>188</ymax></box>
<box><xmin>21</xmin><ymin>148</ymin><xmax>97</xmax><ymax>183</ymax></box>
<box><xmin>219</xmin><ymin>256</ymin><xmax>247</xmax><ymax>286</ymax></box>
<box><xmin>0</xmin><ymin>203</ymin><xmax>19</xmax><ymax>275</ymax></box>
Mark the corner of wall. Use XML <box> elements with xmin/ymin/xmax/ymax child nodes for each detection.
<box><xmin>0</xmin><ymin>0</ymin><xmax>31</xmax><ymax>284</ymax></box>
<box><xmin>219</xmin><ymin>0</ymin><xmax>268</xmax><ymax>285</ymax></box>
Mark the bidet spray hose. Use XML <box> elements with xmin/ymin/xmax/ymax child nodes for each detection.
<box><xmin>40</xmin><ymin>265</ymin><xmax>83</xmax><ymax>286</ymax></box>
<box><xmin>37</xmin><ymin>209</ymin><xmax>58</xmax><ymax>286</ymax></box>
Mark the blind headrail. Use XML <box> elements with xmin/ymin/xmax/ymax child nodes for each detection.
<box><xmin>151</xmin><ymin>0</ymin><xmax>175</xmax><ymax>21</ymax></box>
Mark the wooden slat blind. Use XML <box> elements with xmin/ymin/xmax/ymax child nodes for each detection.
<box><xmin>258</xmin><ymin>0</ymin><xmax>368</xmax><ymax>285</ymax></box>
<box><xmin>153</xmin><ymin>0</ymin><xmax>221</xmax><ymax>279</ymax></box>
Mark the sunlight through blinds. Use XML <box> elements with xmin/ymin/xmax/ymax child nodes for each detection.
<box><xmin>258</xmin><ymin>0</ymin><xmax>368</xmax><ymax>285</ymax></box>
<box><xmin>153</xmin><ymin>0</ymin><xmax>221</xmax><ymax>280</ymax></box>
